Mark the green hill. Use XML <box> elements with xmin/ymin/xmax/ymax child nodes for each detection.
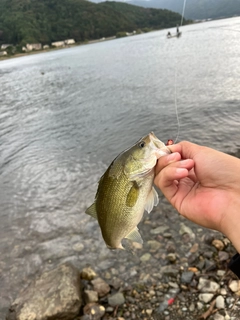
<box><xmin>0</xmin><ymin>0</ymin><xmax>188</xmax><ymax>46</ymax></box>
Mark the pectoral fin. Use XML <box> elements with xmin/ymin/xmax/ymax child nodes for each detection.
<box><xmin>125</xmin><ymin>227</ymin><xmax>143</xmax><ymax>244</ymax></box>
<box><xmin>126</xmin><ymin>182</ymin><xmax>139</xmax><ymax>208</ymax></box>
<box><xmin>144</xmin><ymin>187</ymin><xmax>159</xmax><ymax>213</ymax></box>
<box><xmin>85</xmin><ymin>202</ymin><xmax>98</xmax><ymax>219</ymax></box>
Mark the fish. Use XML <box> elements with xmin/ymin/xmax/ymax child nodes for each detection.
<box><xmin>85</xmin><ymin>132</ymin><xmax>171</xmax><ymax>250</ymax></box>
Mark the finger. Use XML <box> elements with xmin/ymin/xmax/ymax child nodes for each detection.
<box><xmin>166</xmin><ymin>143</ymin><xmax>182</xmax><ymax>154</ymax></box>
<box><xmin>155</xmin><ymin>161</ymin><xmax>193</xmax><ymax>200</ymax></box>
<box><xmin>156</xmin><ymin>152</ymin><xmax>181</xmax><ymax>174</ymax></box>
<box><xmin>155</xmin><ymin>166</ymin><xmax>189</xmax><ymax>201</ymax></box>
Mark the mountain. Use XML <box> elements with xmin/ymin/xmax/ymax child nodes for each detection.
<box><xmin>90</xmin><ymin>0</ymin><xmax>240</xmax><ymax>20</ymax></box>
<box><xmin>0</xmin><ymin>0</ymin><xmax>188</xmax><ymax>47</ymax></box>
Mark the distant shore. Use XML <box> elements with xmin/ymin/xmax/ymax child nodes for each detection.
<box><xmin>1</xmin><ymin>16</ymin><xmax>238</xmax><ymax>62</ymax></box>
<box><xmin>0</xmin><ymin>35</ymin><xmax>126</xmax><ymax>61</ymax></box>
<box><xmin>0</xmin><ymin>36</ymin><xmax>117</xmax><ymax>61</ymax></box>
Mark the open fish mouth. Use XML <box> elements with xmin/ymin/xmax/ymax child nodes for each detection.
<box><xmin>149</xmin><ymin>132</ymin><xmax>172</xmax><ymax>156</ymax></box>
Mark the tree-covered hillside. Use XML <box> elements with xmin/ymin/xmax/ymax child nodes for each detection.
<box><xmin>0</xmin><ymin>0</ymin><xmax>187</xmax><ymax>46</ymax></box>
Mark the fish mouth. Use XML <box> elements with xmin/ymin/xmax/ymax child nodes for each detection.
<box><xmin>149</xmin><ymin>132</ymin><xmax>172</xmax><ymax>157</ymax></box>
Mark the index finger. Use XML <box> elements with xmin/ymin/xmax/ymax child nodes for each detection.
<box><xmin>166</xmin><ymin>143</ymin><xmax>182</xmax><ymax>154</ymax></box>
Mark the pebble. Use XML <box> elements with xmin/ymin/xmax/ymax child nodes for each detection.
<box><xmin>140</xmin><ymin>253</ymin><xmax>151</xmax><ymax>262</ymax></box>
<box><xmin>226</xmin><ymin>297</ymin><xmax>235</xmax><ymax>305</ymax></box>
<box><xmin>196</xmin><ymin>260</ymin><xmax>205</xmax><ymax>270</ymax></box>
<box><xmin>217</xmin><ymin>270</ymin><xmax>226</xmax><ymax>277</ymax></box>
<box><xmin>198</xmin><ymin>277</ymin><xmax>220</xmax><ymax>293</ymax></box>
<box><xmin>197</xmin><ymin>302</ymin><xmax>204</xmax><ymax>310</ymax></box>
<box><xmin>132</xmin><ymin>242</ymin><xmax>143</xmax><ymax>249</ymax></box>
<box><xmin>181</xmin><ymin>271</ymin><xmax>194</xmax><ymax>284</ymax></box>
<box><xmin>166</xmin><ymin>253</ymin><xmax>177</xmax><ymax>262</ymax></box>
<box><xmin>81</xmin><ymin>267</ymin><xmax>97</xmax><ymax>281</ymax></box>
<box><xmin>150</xmin><ymin>226</ymin><xmax>169</xmax><ymax>234</ymax></box>
<box><xmin>110</xmin><ymin>277</ymin><xmax>122</xmax><ymax>290</ymax></box>
<box><xmin>190</xmin><ymin>243</ymin><xmax>199</xmax><ymax>253</ymax></box>
<box><xmin>216</xmin><ymin>295</ymin><xmax>225</xmax><ymax>309</ymax></box>
<box><xmin>212</xmin><ymin>239</ymin><xmax>225</xmax><ymax>251</ymax></box>
<box><xmin>147</xmin><ymin>240</ymin><xmax>162</xmax><ymax>252</ymax></box>
<box><xmin>145</xmin><ymin>309</ymin><xmax>153</xmax><ymax>316</ymax></box>
<box><xmin>203</xmin><ymin>251</ymin><xmax>214</xmax><ymax>259</ymax></box>
<box><xmin>188</xmin><ymin>267</ymin><xmax>198</xmax><ymax>273</ymax></box>
<box><xmin>72</xmin><ymin>243</ymin><xmax>84</xmax><ymax>252</ymax></box>
<box><xmin>84</xmin><ymin>290</ymin><xmax>98</xmax><ymax>303</ymax></box>
<box><xmin>108</xmin><ymin>292</ymin><xmax>125</xmax><ymax>306</ymax></box>
<box><xmin>179</xmin><ymin>223</ymin><xmax>195</xmax><ymax>239</ymax></box>
<box><xmin>160</xmin><ymin>265</ymin><xmax>179</xmax><ymax>277</ymax></box>
<box><xmin>189</xmin><ymin>302</ymin><xmax>195</xmax><ymax>312</ymax></box>
<box><xmin>163</xmin><ymin>232</ymin><xmax>172</xmax><ymax>238</ymax></box>
<box><xmin>148</xmin><ymin>289</ymin><xmax>155</xmax><ymax>296</ymax></box>
<box><xmin>91</xmin><ymin>278</ymin><xmax>110</xmax><ymax>297</ymax></box>
<box><xmin>204</xmin><ymin>259</ymin><xmax>216</xmax><ymax>271</ymax></box>
<box><xmin>218</xmin><ymin>251</ymin><xmax>229</xmax><ymax>261</ymax></box>
<box><xmin>229</xmin><ymin>280</ymin><xmax>240</xmax><ymax>292</ymax></box>
<box><xmin>169</xmin><ymin>282</ymin><xmax>179</xmax><ymax>289</ymax></box>
<box><xmin>220</xmin><ymin>288</ymin><xmax>227</xmax><ymax>295</ymax></box>
<box><xmin>83</xmin><ymin>304</ymin><xmax>105</xmax><ymax>319</ymax></box>
<box><xmin>213</xmin><ymin>313</ymin><xmax>225</xmax><ymax>320</ymax></box>
<box><xmin>199</xmin><ymin>293</ymin><xmax>214</xmax><ymax>303</ymax></box>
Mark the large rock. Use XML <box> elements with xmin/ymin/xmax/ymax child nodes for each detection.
<box><xmin>7</xmin><ymin>263</ymin><xmax>82</xmax><ymax>320</ymax></box>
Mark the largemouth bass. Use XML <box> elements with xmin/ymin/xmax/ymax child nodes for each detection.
<box><xmin>86</xmin><ymin>132</ymin><xmax>171</xmax><ymax>249</ymax></box>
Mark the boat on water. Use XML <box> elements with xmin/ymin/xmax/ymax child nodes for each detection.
<box><xmin>167</xmin><ymin>32</ymin><xmax>182</xmax><ymax>39</ymax></box>
<box><xmin>166</xmin><ymin>25</ymin><xmax>182</xmax><ymax>39</ymax></box>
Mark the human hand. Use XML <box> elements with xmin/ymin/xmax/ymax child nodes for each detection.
<box><xmin>154</xmin><ymin>141</ymin><xmax>240</xmax><ymax>252</ymax></box>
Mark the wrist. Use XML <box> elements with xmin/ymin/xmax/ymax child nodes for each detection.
<box><xmin>221</xmin><ymin>193</ymin><xmax>240</xmax><ymax>253</ymax></box>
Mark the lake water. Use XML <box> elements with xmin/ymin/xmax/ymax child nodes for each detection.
<box><xmin>0</xmin><ymin>17</ymin><xmax>240</xmax><ymax>317</ymax></box>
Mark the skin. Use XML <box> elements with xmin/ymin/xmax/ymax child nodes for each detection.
<box><xmin>154</xmin><ymin>141</ymin><xmax>240</xmax><ymax>253</ymax></box>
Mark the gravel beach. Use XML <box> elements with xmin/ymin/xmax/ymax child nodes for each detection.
<box><xmin>7</xmin><ymin>194</ymin><xmax>240</xmax><ymax>320</ymax></box>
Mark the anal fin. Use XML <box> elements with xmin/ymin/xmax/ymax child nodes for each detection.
<box><xmin>85</xmin><ymin>202</ymin><xmax>98</xmax><ymax>219</ymax></box>
<box><xmin>125</xmin><ymin>227</ymin><xmax>143</xmax><ymax>244</ymax></box>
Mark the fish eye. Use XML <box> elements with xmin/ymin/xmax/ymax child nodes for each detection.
<box><xmin>138</xmin><ymin>141</ymin><xmax>145</xmax><ymax>148</ymax></box>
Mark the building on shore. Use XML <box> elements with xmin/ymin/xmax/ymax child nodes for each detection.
<box><xmin>52</xmin><ymin>39</ymin><xmax>75</xmax><ymax>47</ymax></box>
<box><xmin>0</xmin><ymin>51</ymin><xmax>7</xmax><ymax>56</ymax></box>
<box><xmin>51</xmin><ymin>41</ymin><xmax>65</xmax><ymax>48</ymax></box>
<box><xmin>1</xmin><ymin>44</ymin><xmax>12</xmax><ymax>50</ymax></box>
<box><xmin>26</xmin><ymin>43</ymin><xmax>42</xmax><ymax>51</ymax></box>
<box><xmin>65</xmin><ymin>39</ymin><xmax>75</xmax><ymax>45</ymax></box>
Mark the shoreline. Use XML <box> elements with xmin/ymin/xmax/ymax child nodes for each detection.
<box><xmin>1</xmin><ymin>15</ymin><xmax>239</xmax><ymax>62</ymax></box>
<box><xmin>0</xmin><ymin>36</ymin><xmax>118</xmax><ymax>61</ymax></box>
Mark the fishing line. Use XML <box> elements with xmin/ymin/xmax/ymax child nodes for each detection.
<box><xmin>173</xmin><ymin>0</ymin><xmax>187</xmax><ymax>143</ymax></box>
<box><xmin>180</xmin><ymin>0</ymin><xmax>187</xmax><ymax>28</ymax></box>
<box><xmin>173</xmin><ymin>66</ymin><xmax>180</xmax><ymax>143</ymax></box>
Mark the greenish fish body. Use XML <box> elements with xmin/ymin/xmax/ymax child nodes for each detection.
<box><xmin>86</xmin><ymin>132</ymin><xmax>171</xmax><ymax>249</ymax></box>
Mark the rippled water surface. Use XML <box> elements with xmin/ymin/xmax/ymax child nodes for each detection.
<box><xmin>1</xmin><ymin>17</ymin><xmax>240</xmax><ymax>317</ymax></box>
